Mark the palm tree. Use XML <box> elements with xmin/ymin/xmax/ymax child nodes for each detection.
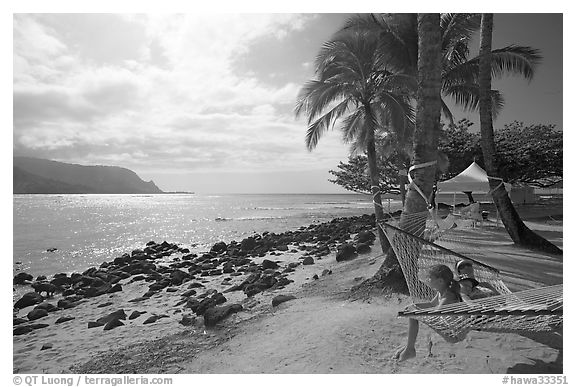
<box><xmin>295</xmin><ymin>28</ymin><xmax>414</xmax><ymax>254</ymax></box>
<box><xmin>403</xmin><ymin>13</ymin><xmax>442</xmax><ymax>219</ymax></box>
<box><xmin>345</xmin><ymin>13</ymin><xmax>560</xmax><ymax>256</ymax></box>
<box><xmin>342</xmin><ymin>13</ymin><xmax>541</xmax><ymax>123</ymax></box>
<box><xmin>478</xmin><ymin>14</ymin><xmax>561</xmax><ymax>254</ymax></box>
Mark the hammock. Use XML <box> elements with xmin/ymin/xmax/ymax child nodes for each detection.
<box><xmin>379</xmin><ymin>213</ymin><xmax>563</xmax><ymax>345</ymax></box>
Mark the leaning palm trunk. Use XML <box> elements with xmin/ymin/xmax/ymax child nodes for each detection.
<box><xmin>365</xmin><ymin>122</ymin><xmax>391</xmax><ymax>253</ymax></box>
<box><xmin>373</xmin><ymin>14</ymin><xmax>443</xmax><ymax>291</ymax></box>
<box><xmin>478</xmin><ymin>14</ymin><xmax>561</xmax><ymax>255</ymax></box>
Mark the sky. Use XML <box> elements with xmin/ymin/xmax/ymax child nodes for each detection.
<box><xmin>11</xmin><ymin>12</ymin><xmax>563</xmax><ymax>194</ymax></box>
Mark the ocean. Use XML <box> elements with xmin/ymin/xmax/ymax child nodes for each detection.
<box><xmin>13</xmin><ymin>193</ymin><xmax>402</xmax><ymax>279</ymax></box>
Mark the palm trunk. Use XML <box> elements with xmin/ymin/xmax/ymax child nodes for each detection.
<box><xmin>365</xmin><ymin>108</ymin><xmax>390</xmax><ymax>254</ymax></box>
<box><xmin>479</xmin><ymin>14</ymin><xmax>561</xmax><ymax>255</ymax></box>
<box><xmin>373</xmin><ymin>14</ymin><xmax>442</xmax><ymax>291</ymax></box>
<box><xmin>401</xmin><ymin>13</ymin><xmax>442</xmax><ymax>223</ymax></box>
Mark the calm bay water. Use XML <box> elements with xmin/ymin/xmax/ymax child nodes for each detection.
<box><xmin>13</xmin><ymin>194</ymin><xmax>401</xmax><ymax>278</ymax></box>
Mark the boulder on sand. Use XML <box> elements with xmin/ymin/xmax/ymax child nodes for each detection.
<box><xmin>27</xmin><ymin>308</ymin><xmax>48</xmax><ymax>321</ymax></box>
<box><xmin>203</xmin><ymin>304</ymin><xmax>243</xmax><ymax>327</ymax></box>
<box><xmin>261</xmin><ymin>259</ymin><xmax>279</xmax><ymax>270</ymax></box>
<box><xmin>355</xmin><ymin>230</ymin><xmax>376</xmax><ymax>244</ymax></box>
<box><xmin>355</xmin><ymin>242</ymin><xmax>371</xmax><ymax>254</ymax></box>
<box><xmin>96</xmin><ymin>309</ymin><xmax>127</xmax><ymax>325</ymax></box>
<box><xmin>336</xmin><ymin>243</ymin><xmax>357</xmax><ymax>262</ymax></box>
<box><xmin>302</xmin><ymin>256</ymin><xmax>314</xmax><ymax>265</ymax></box>
<box><xmin>13</xmin><ymin>272</ymin><xmax>33</xmax><ymax>285</ymax></box>
<box><xmin>14</xmin><ymin>292</ymin><xmax>44</xmax><ymax>309</ymax></box>
<box><xmin>103</xmin><ymin>318</ymin><xmax>125</xmax><ymax>331</ymax></box>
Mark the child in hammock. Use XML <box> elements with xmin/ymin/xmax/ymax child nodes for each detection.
<box><xmin>393</xmin><ymin>264</ymin><xmax>461</xmax><ymax>361</ymax></box>
<box><xmin>455</xmin><ymin>259</ymin><xmax>498</xmax><ymax>299</ymax></box>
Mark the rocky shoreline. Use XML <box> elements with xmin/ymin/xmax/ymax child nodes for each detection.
<box><xmin>13</xmin><ymin>212</ymin><xmax>392</xmax><ymax>373</ymax></box>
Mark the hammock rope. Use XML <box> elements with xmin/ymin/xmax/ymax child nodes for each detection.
<box><xmin>379</xmin><ymin>213</ymin><xmax>563</xmax><ymax>344</ymax></box>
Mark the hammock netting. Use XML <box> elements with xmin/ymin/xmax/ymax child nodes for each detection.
<box><xmin>379</xmin><ymin>209</ymin><xmax>563</xmax><ymax>344</ymax></box>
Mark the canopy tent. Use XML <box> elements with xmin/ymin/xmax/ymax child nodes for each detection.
<box><xmin>437</xmin><ymin>161</ymin><xmax>511</xmax><ymax>194</ymax></box>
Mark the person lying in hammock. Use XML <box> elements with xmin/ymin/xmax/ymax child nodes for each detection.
<box><xmin>393</xmin><ymin>264</ymin><xmax>462</xmax><ymax>362</ymax></box>
<box><xmin>455</xmin><ymin>259</ymin><xmax>499</xmax><ymax>299</ymax></box>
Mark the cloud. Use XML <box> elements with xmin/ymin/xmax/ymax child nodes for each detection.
<box><xmin>13</xmin><ymin>13</ymin><xmax>352</xmax><ymax>190</ymax></box>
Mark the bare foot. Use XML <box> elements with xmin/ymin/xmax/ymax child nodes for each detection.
<box><xmin>393</xmin><ymin>345</ymin><xmax>416</xmax><ymax>361</ymax></box>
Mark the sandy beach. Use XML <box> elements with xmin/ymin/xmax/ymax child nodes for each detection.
<box><xmin>12</xmin><ymin>200</ymin><xmax>563</xmax><ymax>375</ymax></box>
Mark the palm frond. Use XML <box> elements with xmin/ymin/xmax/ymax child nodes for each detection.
<box><xmin>341</xmin><ymin>13</ymin><xmax>418</xmax><ymax>75</ymax></box>
<box><xmin>305</xmin><ymin>99</ymin><xmax>353</xmax><ymax>150</ymax></box>
<box><xmin>295</xmin><ymin>80</ymin><xmax>354</xmax><ymax>123</ymax></box>
<box><xmin>444</xmin><ymin>84</ymin><xmax>505</xmax><ymax>117</ymax></box>
<box><xmin>340</xmin><ymin>109</ymin><xmax>365</xmax><ymax>144</ymax></box>
<box><xmin>441</xmin><ymin>14</ymin><xmax>480</xmax><ymax>48</ymax></box>
<box><xmin>487</xmin><ymin>45</ymin><xmax>542</xmax><ymax>80</ymax></box>
<box><xmin>378</xmin><ymin>73</ymin><xmax>418</xmax><ymax>96</ymax></box>
<box><xmin>440</xmin><ymin>98</ymin><xmax>455</xmax><ymax>124</ymax></box>
<box><xmin>490</xmin><ymin>89</ymin><xmax>505</xmax><ymax>118</ymax></box>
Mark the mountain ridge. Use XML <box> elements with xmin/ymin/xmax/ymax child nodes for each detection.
<box><xmin>13</xmin><ymin>157</ymin><xmax>164</xmax><ymax>194</ymax></box>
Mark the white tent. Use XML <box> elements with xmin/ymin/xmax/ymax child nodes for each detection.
<box><xmin>437</xmin><ymin>161</ymin><xmax>511</xmax><ymax>194</ymax></box>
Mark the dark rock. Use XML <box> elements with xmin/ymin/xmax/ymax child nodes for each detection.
<box><xmin>244</xmin><ymin>284</ymin><xmax>265</xmax><ymax>297</ymax></box>
<box><xmin>261</xmin><ymin>259</ymin><xmax>279</xmax><ymax>270</ymax></box>
<box><xmin>57</xmin><ymin>299</ymin><xmax>81</xmax><ymax>310</ymax></box>
<box><xmin>14</xmin><ymin>326</ymin><xmax>34</xmax><ymax>335</ymax></box>
<box><xmin>14</xmin><ymin>317</ymin><xmax>28</xmax><ymax>325</ymax></box>
<box><xmin>302</xmin><ymin>256</ymin><xmax>314</xmax><ymax>265</ymax></box>
<box><xmin>13</xmin><ymin>272</ymin><xmax>33</xmax><ymax>285</ymax></box>
<box><xmin>96</xmin><ymin>309</ymin><xmax>126</xmax><ymax>325</ymax></box>
<box><xmin>97</xmin><ymin>302</ymin><xmax>114</xmax><ymax>308</ymax></box>
<box><xmin>31</xmin><ymin>281</ymin><xmax>58</xmax><ymax>297</ymax></box>
<box><xmin>271</xmin><ymin>276</ymin><xmax>293</xmax><ymax>289</ymax></box>
<box><xmin>107</xmin><ymin>283</ymin><xmax>123</xmax><ymax>293</ymax></box>
<box><xmin>272</xmin><ymin>294</ymin><xmax>297</xmax><ymax>307</ymax></box>
<box><xmin>170</xmin><ymin>269</ymin><xmax>190</xmax><ymax>285</ymax></box>
<box><xmin>203</xmin><ymin>304</ymin><xmax>243</xmax><ymax>327</ymax></box>
<box><xmin>29</xmin><ymin>323</ymin><xmax>50</xmax><ymax>330</ymax></box>
<box><xmin>55</xmin><ymin>316</ymin><xmax>75</xmax><ymax>324</ymax></box>
<box><xmin>83</xmin><ymin>283</ymin><xmax>112</xmax><ymax>298</ymax></box>
<box><xmin>88</xmin><ymin>321</ymin><xmax>105</xmax><ymax>329</ymax></box>
<box><xmin>26</xmin><ymin>308</ymin><xmax>48</xmax><ymax>321</ymax></box>
<box><xmin>336</xmin><ymin>243</ymin><xmax>357</xmax><ymax>262</ymax></box>
<box><xmin>129</xmin><ymin>311</ymin><xmax>146</xmax><ymax>320</ymax></box>
<box><xmin>355</xmin><ymin>230</ymin><xmax>376</xmax><ymax>244</ymax></box>
<box><xmin>143</xmin><ymin>314</ymin><xmax>168</xmax><ymax>324</ymax></box>
<box><xmin>50</xmin><ymin>276</ymin><xmax>72</xmax><ymax>287</ymax></box>
<box><xmin>356</xmin><ymin>242</ymin><xmax>371</xmax><ymax>254</ymax></box>
<box><xmin>179</xmin><ymin>314</ymin><xmax>196</xmax><ymax>326</ymax></box>
<box><xmin>312</xmin><ymin>274</ymin><xmax>319</xmax><ymax>280</ymax></box>
<box><xmin>103</xmin><ymin>318</ymin><xmax>124</xmax><ymax>331</ymax></box>
<box><xmin>240</xmin><ymin>237</ymin><xmax>257</xmax><ymax>251</ymax></box>
<box><xmin>36</xmin><ymin>275</ymin><xmax>47</xmax><ymax>281</ymax></box>
<box><xmin>34</xmin><ymin>302</ymin><xmax>58</xmax><ymax>312</ymax></box>
<box><xmin>41</xmin><ymin>343</ymin><xmax>53</xmax><ymax>350</ymax></box>
<box><xmin>14</xmin><ymin>292</ymin><xmax>44</xmax><ymax>309</ymax></box>
<box><xmin>181</xmin><ymin>289</ymin><xmax>197</xmax><ymax>297</ymax></box>
<box><xmin>210</xmin><ymin>241</ymin><xmax>227</xmax><ymax>254</ymax></box>
<box><xmin>321</xmin><ymin>269</ymin><xmax>332</xmax><ymax>276</ymax></box>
